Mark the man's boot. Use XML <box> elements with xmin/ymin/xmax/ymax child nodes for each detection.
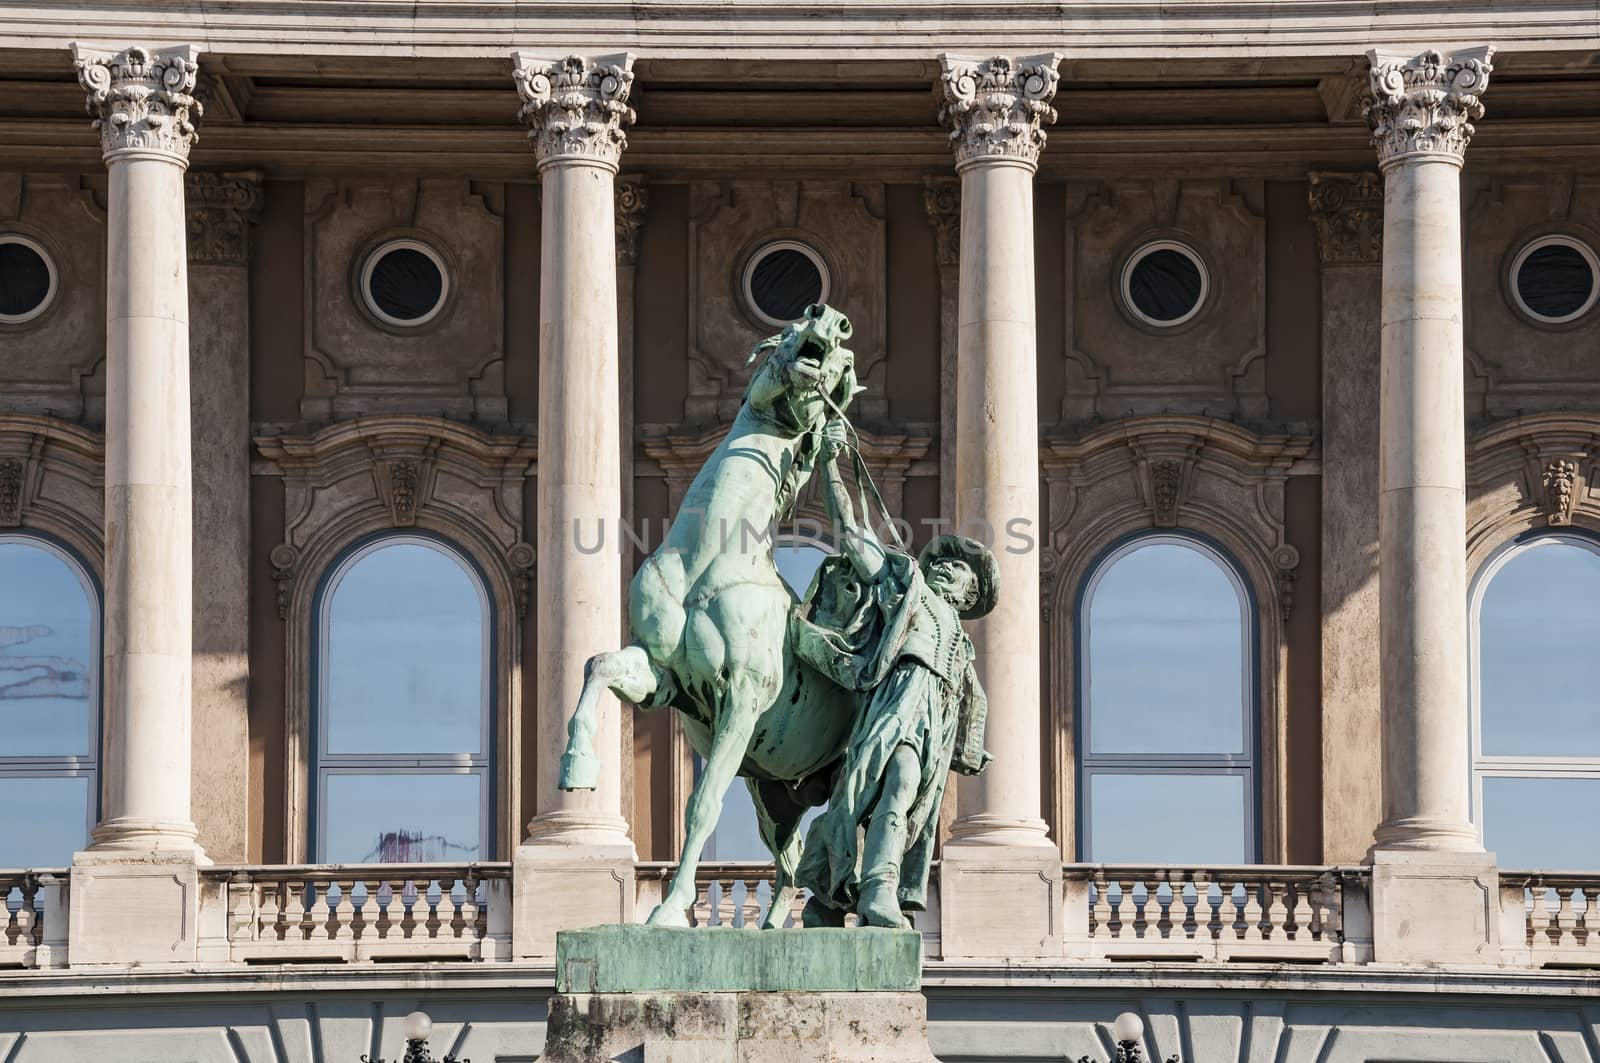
<box><xmin>802</xmin><ymin>895</ymin><xmax>848</xmax><ymax>927</ymax></box>
<box><xmin>856</xmin><ymin>810</ymin><xmax>909</xmax><ymax>928</ymax></box>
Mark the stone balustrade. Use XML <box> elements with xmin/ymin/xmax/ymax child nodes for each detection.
<box><xmin>0</xmin><ymin>871</ymin><xmax>66</xmax><ymax>969</ymax></box>
<box><xmin>1500</xmin><ymin>873</ymin><xmax>1600</xmax><ymax>968</ymax></box>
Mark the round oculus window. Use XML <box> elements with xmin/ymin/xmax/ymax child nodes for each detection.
<box><xmin>0</xmin><ymin>235</ymin><xmax>57</xmax><ymax>325</ymax></box>
<box><xmin>1511</xmin><ymin>236</ymin><xmax>1599</xmax><ymax>325</ymax></box>
<box><xmin>360</xmin><ymin>239</ymin><xmax>449</xmax><ymax>327</ymax></box>
<box><xmin>1121</xmin><ymin>240</ymin><xmax>1208</xmax><ymax>327</ymax></box>
<box><xmin>742</xmin><ymin>241</ymin><xmax>830</xmax><ymax>328</ymax></box>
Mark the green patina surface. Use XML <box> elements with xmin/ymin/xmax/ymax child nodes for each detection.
<box><xmin>555</xmin><ymin>925</ymin><xmax>922</xmax><ymax>993</ymax></box>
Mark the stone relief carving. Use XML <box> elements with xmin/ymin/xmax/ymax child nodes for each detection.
<box><xmin>255</xmin><ymin>415</ymin><xmax>536</xmax><ymax>862</ymax></box>
<box><xmin>1463</xmin><ymin>174</ymin><xmax>1600</xmax><ymax>417</ymax></box>
<box><xmin>1058</xmin><ymin>179</ymin><xmax>1267</xmax><ymax>424</ymax></box>
<box><xmin>0</xmin><ymin>415</ymin><xmax>103</xmax><ymax>563</ymax></box>
<box><xmin>684</xmin><ymin>181</ymin><xmax>887</xmax><ymax>423</ymax></box>
<box><xmin>937</xmin><ymin>54</ymin><xmax>1061</xmax><ymax>170</ymax></box>
<box><xmin>185</xmin><ymin>171</ymin><xmax>263</xmax><ymax>267</ymax></box>
<box><xmin>0</xmin><ymin>173</ymin><xmax>106</xmax><ymax>424</ymax></box>
<box><xmin>922</xmin><ymin>178</ymin><xmax>959</xmax><ymax>267</ymax></box>
<box><xmin>1041</xmin><ymin>415</ymin><xmax>1313</xmax><ymax>859</ymax></box>
<box><xmin>72</xmin><ymin>44</ymin><xmax>201</xmax><ymax>162</ymax></box>
<box><xmin>1307</xmin><ymin>171</ymin><xmax>1383</xmax><ymax>266</ymax></box>
<box><xmin>1467</xmin><ymin>413</ymin><xmax>1600</xmax><ymax>569</ymax></box>
<box><xmin>615</xmin><ymin>177</ymin><xmax>648</xmax><ymax>267</ymax></box>
<box><xmin>1366</xmin><ymin>48</ymin><xmax>1494</xmax><ymax>168</ymax></box>
<box><xmin>512</xmin><ymin>53</ymin><xmax>634</xmax><ymax>169</ymax></box>
<box><xmin>301</xmin><ymin>178</ymin><xmax>505</xmax><ymax>422</ymax></box>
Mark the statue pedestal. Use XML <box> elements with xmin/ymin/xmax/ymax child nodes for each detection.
<box><xmin>542</xmin><ymin>926</ymin><xmax>937</xmax><ymax>1062</ymax></box>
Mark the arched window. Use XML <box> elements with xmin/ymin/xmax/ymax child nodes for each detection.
<box><xmin>701</xmin><ymin>535</ymin><xmax>831</xmax><ymax>861</ymax></box>
<box><xmin>314</xmin><ymin>535</ymin><xmax>492</xmax><ymax>863</ymax></box>
<box><xmin>1076</xmin><ymin>533</ymin><xmax>1257</xmax><ymax>863</ymax></box>
<box><xmin>0</xmin><ymin>534</ymin><xmax>98</xmax><ymax>867</ymax></box>
<box><xmin>1471</xmin><ymin>531</ymin><xmax>1600</xmax><ymax>869</ymax></box>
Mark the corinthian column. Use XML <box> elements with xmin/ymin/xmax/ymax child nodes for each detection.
<box><xmin>68</xmin><ymin>42</ymin><xmax>206</xmax><ymax>965</ymax></box>
<box><xmin>510</xmin><ymin>52</ymin><xmax>637</xmax><ymax>958</ymax></box>
<box><xmin>1364</xmin><ymin>46</ymin><xmax>1499</xmax><ymax>965</ymax></box>
<box><xmin>935</xmin><ymin>53</ymin><xmax>1062</xmax><ymax>961</ymax></box>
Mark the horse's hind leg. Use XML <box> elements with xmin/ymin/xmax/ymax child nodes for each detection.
<box><xmin>749</xmin><ymin>778</ymin><xmax>810</xmax><ymax>929</ymax></box>
<box><xmin>649</xmin><ymin>670</ymin><xmax>768</xmax><ymax>926</ymax></box>
<box><xmin>559</xmin><ymin>644</ymin><xmax>665</xmax><ymax>791</ymax></box>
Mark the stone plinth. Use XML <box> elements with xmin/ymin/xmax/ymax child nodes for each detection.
<box><xmin>542</xmin><ymin>927</ymin><xmax>936</xmax><ymax>1062</ymax></box>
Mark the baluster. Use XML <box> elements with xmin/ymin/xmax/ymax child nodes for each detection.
<box><xmin>281</xmin><ymin>879</ymin><xmax>308</xmax><ymax>941</ymax></box>
<box><xmin>1577</xmin><ymin>888</ymin><xmax>1592</xmax><ymax>948</ymax></box>
<box><xmin>1090</xmin><ymin>871</ymin><xmax>1110</xmax><ymax>938</ymax></box>
<box><xmin>374</xmin><ymin>880</ymin><xmax>396</xmax><ymax>940</ymax></box>
<box><xmin>352</xmin><ymin>880</ymin><xmax>376</xmax><ymax>941</ymax></box>
<box><xmin>458</xmin><ymin>873</ymin><xmax>480</xmax><ymax>941</ymax></box>
<box><xmin>1192</xmin><ymin>872</ymin><xmax>1214</xmax><ymax>941</ymax></box>
<box><xmin>14</xmin><ymin>881</ymin><xmax>36</xmax><ymax>949</ymax></box>
<box><xmin>228</xmin><ymin>878</ymin><xmax>257</xmax><ymax>943</ymax></box>
<box><xmin>306</xmin><ymin>880</ymin><xmax>333</xmax><ymax>943</ymax></box>
<box><xmin>476</xmin><ymin>877</ymin><xmax>491</xmax><ymax>941</ymax></box>
<box><xmin>1153</xmin><ymin>876</ymin><xmax>1173</xmax><ymax>940</ymax></box>
<box><xmin>444</xmin><ymin>877</ymin><xmax>466</xmax><ymax>939</ymax></box>
<box><xmin>399</xmin><ymin>880</ymin><xmax>420</xmax><ymax>940</ymax></box>
<box><xmin>424</xmin><ymin>879</ymin><xmax>444</xmax><ymax>939</ymax></box>
<box><xmin>1321</xmin><ymin>874</ymin><xmax>1343</xmax><ymax>944</ymax></box>
<box><xmin>1114</xmin><ymin>878</ymin><xmax>1137</xmax><ymax>939</ymax></box>
<box><xmin>1241</xmin><ymin>880</ymin><xmax>1265</xmax><ymax>942</ymax></box>
<box><xmin>4</xmin><ymin>884</ymin><xmax>19</xmax><ymax>946</ymax></box>
<box><xmin>1557</xmin><ymin>887</ymin><xmax>1580</xmax><ymax>949</ymax></box>
<box><xmin>1527</xmin><ymin>886</ymin><xmax>1551</xmax><ymax>947</ymax></box>
<box><xmin>690</xmin><ymin>875</ymin><xmax>710</xmax><ymax>928</ymax></box>
<box><xmin>1265</xmin><ymin>880</ymin><xmax>1289</xmax><ymax>941</ymax></box>
<box><xmin>1219</xmin><ymin>879</ymin><xmax>1243</xmax><ymax>941</ymax></box>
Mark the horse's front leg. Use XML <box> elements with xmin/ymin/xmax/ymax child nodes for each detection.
<box><xmin>559</xmin><ymin>644</ymin><xmax>663</xmax><ymax>791</ymax></box>
<box><xmin>649</xmin><ymin>671</ymin><xmax>765</xmax><ymax>926</ymax></box>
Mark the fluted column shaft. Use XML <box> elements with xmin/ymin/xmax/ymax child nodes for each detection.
<box><xmin>73</xmin><ymin>44</ymin><xmax>205</xmax><ymax>857</ymax></box>
<box><xmin>515</xmin><ymin>53</ymin><xmax>635</xmax><ymax>849</ymax></box>
<box><xmin>939</xmin><ymin>54</ymin><xmax>1059</xmax><ymax>851</ymax></box>
<box><xmin>1368</xmin><ymin>47</ymin><xmax>1493</xmax><ymax>854</ymax></box>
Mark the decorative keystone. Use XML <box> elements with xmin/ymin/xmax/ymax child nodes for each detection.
<box><xmin>938</xmin><ymin>54</ymin><xmax>1061</xmax><ymax>172</ymax></box>
<box><xmin>1365</xmin><ymin>47</ymin><xmax>1493</xmax><ymax>168</ymax></box>
<box><xmin>73</xmin><ymin>43</ymin><xmax>202</xmax><ymax>163</ymax></box>
<box><xmin>511</xmin><ymin>53</ymin><xmax>635</xmax><ymax>171</ymax></box>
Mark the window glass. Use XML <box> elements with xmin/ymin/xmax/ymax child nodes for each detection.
<box><xmin>0</xmin><ymin>540</ymin><xmax>94</xmax><ymax>757</ymax></box>
<box><xmin>1482</xmin><ymin>776</ymin><xmax>1600</xmax><ymax>869</ymax></box>
<box><xmin>321</xmin><ymin>772</ymin><xmax>483</xmax><ymax>863</ymax></box>
<box><xmin>325</xmin><ymin>542</ymin><xmax>485</xmax><ymax>755</ymax></box>
<box><xmin>0</xmin><ymin>238</ymin><xmax>53</xmax><ymax>321</ymax></box>
<box><xmin>0</xmin><ymin>776</ymin><xmax>90</xmax><ymax>867</ymax></box>
<box><xmin>1086</xmin><ymin>773</ymin><xmax>1248</xmax><ymax>864</ymax></box>
<box><xmin>366</xmin><ymin>245</ymin><xmax>445</xmax><ymax>323</ymax></box>
<box><xmin>1515</xmin><ymin>240</ymin><xmax>1596</xmax><ymax>322</ymax></box>
<box><xmin>1086</xmin><ymin>541</ymin><xmax>1244</xmax><ymax>755</ymax></box>
<box><xmin>749</xmin><ymin>247</ymin><xmax>823</xmax><ymax>324</ymax></box>
<box><xmin>1478</xmin><ymin>537</ymin><xmax>1600</xmax><ymax>757</ymax></box>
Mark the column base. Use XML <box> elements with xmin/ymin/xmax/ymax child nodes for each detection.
<box><xmin>1370</xmin><ymin>815</ymin><xmax>1483</xmax><ymax>853</ymax></box>
<box><xmin>938</xmin><ymin>832</ymin><xmax>1061</xmax><ymax>960</ymax></box>
<box><xmin>82</xmin><ymin>817</ymin><xmax>210</xmax><ymax>864</ymax></box>
<box><xmin>1367</xmin><ymin>848</ymin><xmax>1499</xmax><ymax>966</ymax></box>
<box><xmin>513</xmin><ymin>824</ymin><xmax>638</xmax><ymax>959</ymax></box>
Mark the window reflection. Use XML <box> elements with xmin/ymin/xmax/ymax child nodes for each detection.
<box><xmin>1077</xmin><ymin>535</ymin><xmax>1256</xmax><ymax>862</ymax></box>
<box><xmin>1473</xmin><ymin>533</ymin><xmax>1600</xmax><ymax>868</ymax></box>
<box><xmin>315</xmin><ymin>536</ymin><xmax>491</xmax><ymax>863</ymax></box>
<box><xmin>0</xmin><ymin>535</ymin><xmax>98</xmax><ymax>866</ymax></box>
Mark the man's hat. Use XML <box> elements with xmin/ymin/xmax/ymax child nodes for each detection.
<box><xmin>918</xmin><ymin>534</ymin><xmax>1000</xmax><ymax>620</ymax></box>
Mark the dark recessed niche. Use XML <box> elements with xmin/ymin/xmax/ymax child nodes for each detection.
<box><xmin>362</xmin><ymin>241</ymin><xmax>447</xmax><ymax>326</ymax></box>
<box><xmin>0</xmin><ymin>237</ymin><xmax>54</xmax><ymax>323</ymax></box>
<box><xmin>744</xmin><ymin>242</ymin><xmax>827</xmax><ymax>326</ymax></box>
<box><xmin>1123</xmin><ymin>243</ymin><xmax>1206</xmax><ymax>326</ymax></box>
<box><xmin>1514</xmin><ymin>238</ymin><xmax>1597</xmax><ymax>324</ymax></box>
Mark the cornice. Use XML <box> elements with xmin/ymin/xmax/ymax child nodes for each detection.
<box><xmin>18</xmin><ymin>4</ymin><xmax>1600</xmax><ymax>60</ymax></box>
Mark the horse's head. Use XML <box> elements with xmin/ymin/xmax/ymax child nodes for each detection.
<box><xmin>745</xmin><ymin>304</ymin><xmax>862</xmax><ymax>434</ymax></box>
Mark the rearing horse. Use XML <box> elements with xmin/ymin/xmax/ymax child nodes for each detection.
<box><xmin>559</xmin><ymin>303</ymin><xmax>864</xmax><ymax>927</ymax></box>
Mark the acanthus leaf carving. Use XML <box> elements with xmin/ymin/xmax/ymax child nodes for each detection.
<box><xmin>1543</xmin><ymin>459</ymin><xmax>1579</xmax><ymax>526</ymax></box>
<box><xmin>186</xmin><ymin>170</ymin><xmax>264</xmax><ymax>266</ymax></box>
<box><xmin>615</xmin><ymin>176</ymin><xmax>649</xmax><ymax>267</ymax></box>
<box><xmin>72</xmin><ymin>44</ymin><xmax>202</xmax><ymax>162</ymax></box>
<box><xmin>1307</xmin><ymin>171</ymin><xmax>1383</xmax><ymax>266</ymax></box>
<box><xmin>922</xmin><ymin>177</ymin><xmax>960</xmax><ymax>267</ymax></box>
<box><xmin>938</xmin><ymin>54</ymin><xmax>1061</xmax><ymax>171</ymax></box>
<box><xmin>511</xmin><ymin>52</ymin><xmax>635</xmax><ymax>170</ymax></box>
<box><xmin>508</xmin><ymin>541</ymin><xmax>536</xmax><ymax>618</ymax></box>
<box><xmin>1365</xmin><ymin>47</ymin><xmax>1494</xmax><ymax>168</ymax></box>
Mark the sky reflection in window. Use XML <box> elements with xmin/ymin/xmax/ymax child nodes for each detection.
<box><xmin>0</xmin><ymin>540</ymin><xmax>93</xmax><ymax>758</ymax></box>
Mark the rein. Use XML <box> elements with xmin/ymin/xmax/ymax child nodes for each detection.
<box><xmin>814</xmin><ymin>382</ymin><xmax>909</xmax><ymax>552</ymax></box>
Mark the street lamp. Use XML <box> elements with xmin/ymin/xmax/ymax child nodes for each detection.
<box><xmin>1076</xmin><ymin>1012</ymin><xmax>1180</xmax><ymax>1063</ymax></box>
<box><xmin>361</xmin><ymin>1011</ymin><xmax>468</xmax><ymax>1063</ymax></box>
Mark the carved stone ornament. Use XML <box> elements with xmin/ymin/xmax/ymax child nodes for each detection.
<box><xmin>186</xmin><ymin>170</ymin><xmax>263</xmax><ymax>266</ymax></box>
<box><xmin>615</xmin><ymin>177</ymin><xmax>649</xmax><ymax>267</ymax></box>
<box><xmin>1543</xmin><ymin>459</ymin><xmax>1578</xmax><ymax>526</ymax></box>
<box><xmin>938</xmin><ymin>53</ymin><xmax>1061</xmax><ymax>171</ymax></box>
<box><xmin>72</xmin><ymin>43</ymin><xmax>202</xmax><ymax>163</ymax></box>
<box><xmin>923</xmin><ymin>177</ymin><xmax>960</xmax><ymax>267</ymax></box>
<box><xmin>0</xmin><ymin>415</ymin><xmax>103</xmax><ymax>559</ymax></box>
<box><xmin>0</xmin><ymin>459</ymin><xmax>23</xmax><ymax>526</ymax></box>
<box><xmin>1466</xmin><ymin>413</ymin><xmax>1600</xmax><ymax>569</ymax></box>
<box><xmin>511</xmin><ymin>52</ymin><xmax>635</xmax><ymax>171</ymax></box>
<box><xmin>1307</xmin><ymin>171</ymin><xmax>1383</xmax><ymax>266</ymax></box>
<box><xmin>1365</xmin><ymin>47</ymin><xmax>1494</xmax><ymax>168</ymax></box>
<box><xmin>1148</xmin><ymin>458</ymin><xmax>1185</xmax><ymax>526</ymax></box>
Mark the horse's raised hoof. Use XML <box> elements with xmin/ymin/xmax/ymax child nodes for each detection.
<box><xmin>646</xmin><ymin>902</ymin><xmax>691</xmax><ymax>927</ymax></box>
<box><xmin>558</xmin><ymin>748</ymin><xmax>601</xmax><ymax>791</ymax></box>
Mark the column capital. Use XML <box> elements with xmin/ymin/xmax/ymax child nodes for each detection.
<box><xmin>511</xmin><ymin>52</ymin><xmax>635</xmax><ymax>172</ymax></box>
<box><xmin>186</xmin><ymin>170</ymin><xmax>264</xmax><ymax>266</ymax></box>
<box><xmin>1307</xmin><ymin>171</ymin><xmax>1384</xmax><ymax>266</ymax></box>
<box><xmin>938</xmin><ymin>53</ymin><xmax>1061</xmax><ymax>172</ymax></box>
<box><xmin>1365</xmin><ymin>47</ymin><xmax>1493</xmax><ymax>169</ymax></box>
<box><xmin>72</xmin><ymin>43</ymin><xmax>202</xmax><ymax>164</ymax></box>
